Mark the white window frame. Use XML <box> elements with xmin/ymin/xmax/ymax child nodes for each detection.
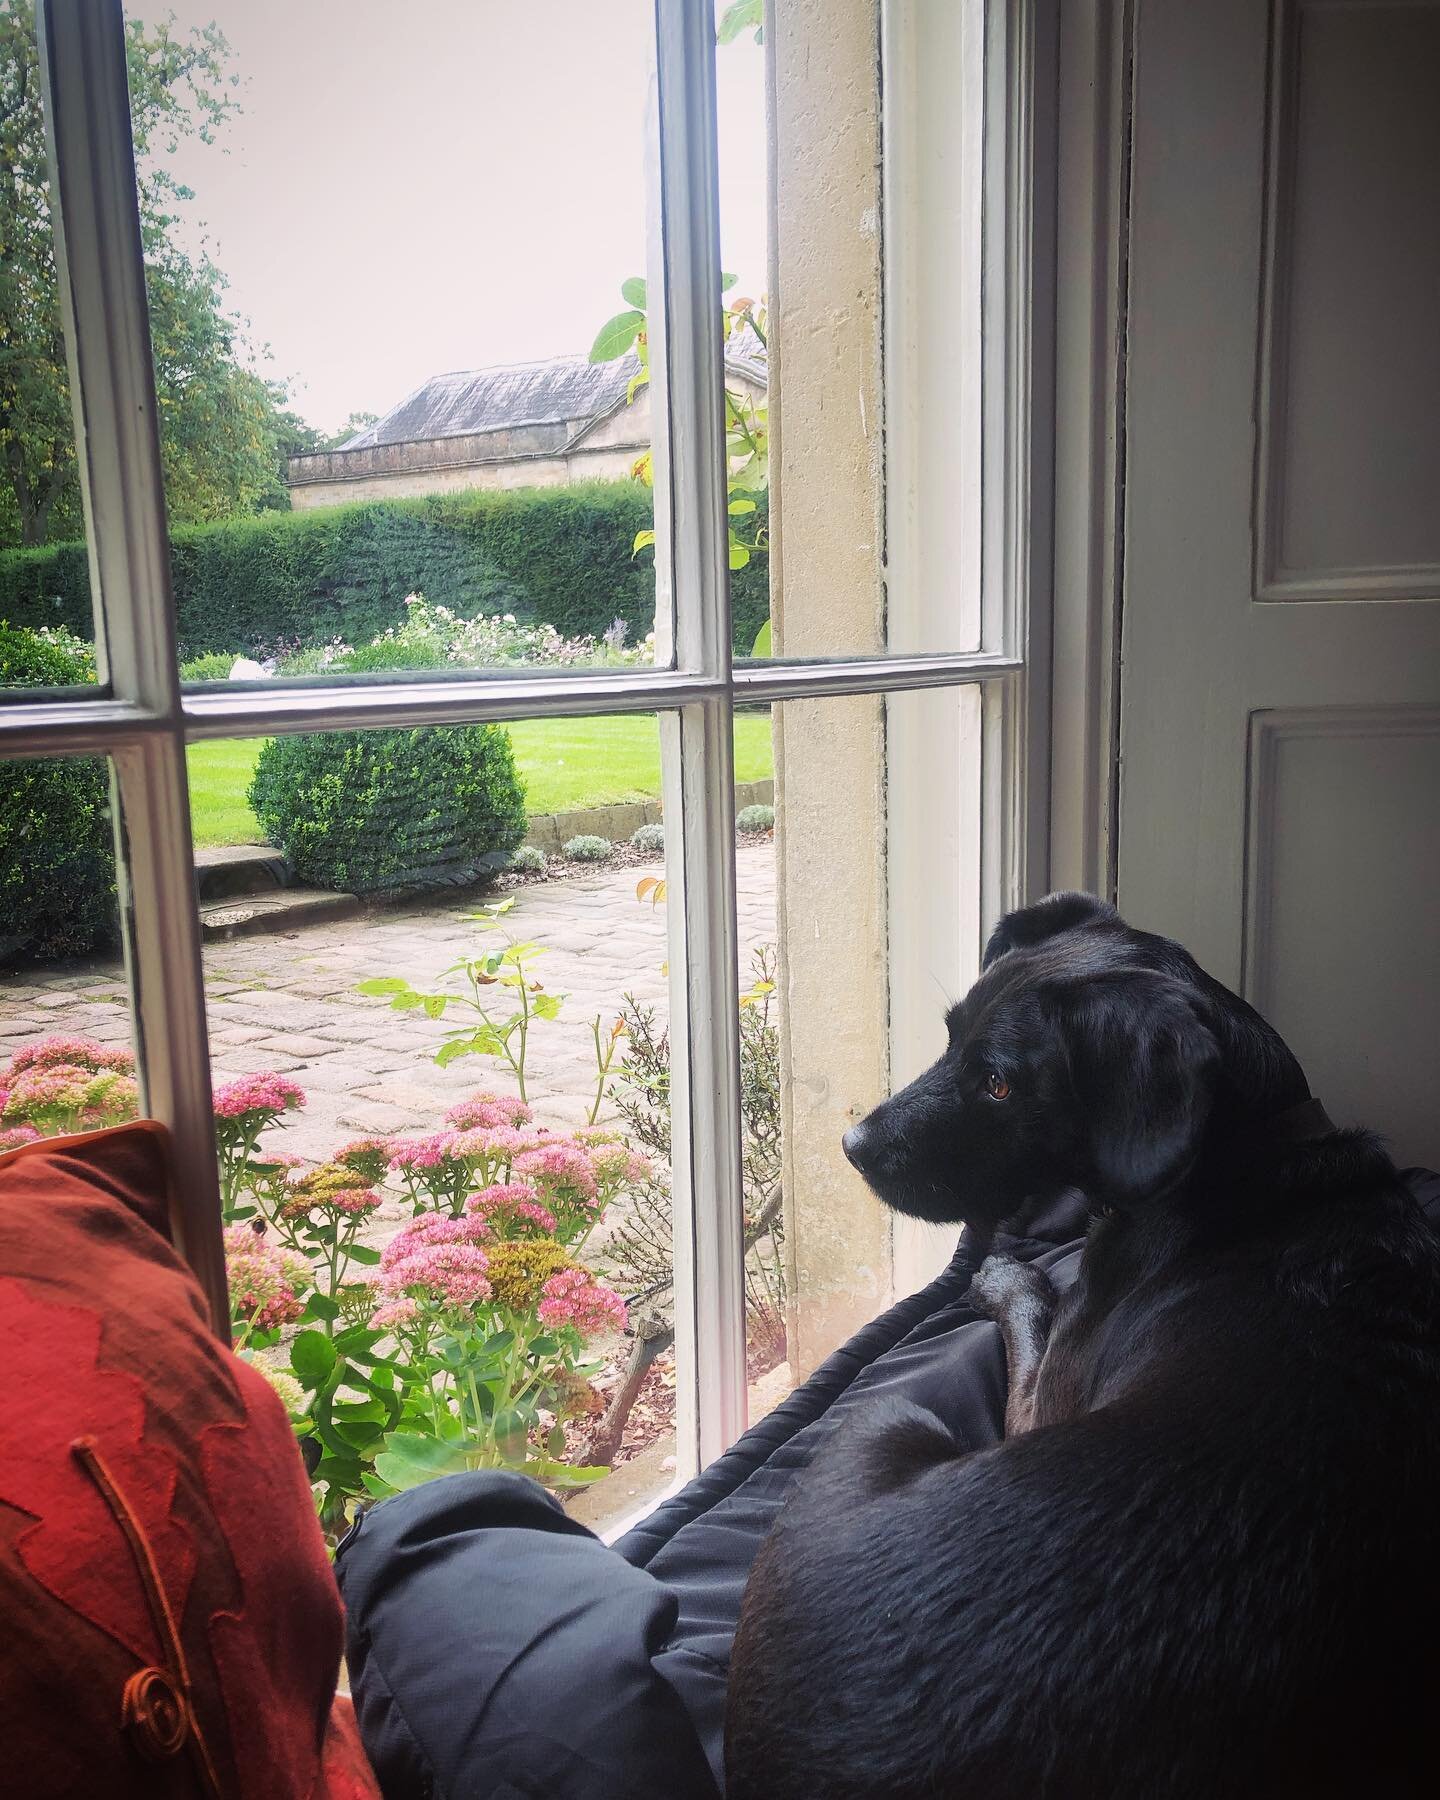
<box><xmin>3</xmin><ymin>0</ymin><xmax>1052</xmax><ymax>1480</ymax></box>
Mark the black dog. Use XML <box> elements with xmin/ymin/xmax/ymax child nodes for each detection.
<box><xmin>726</xmin><ymin>894</ymin><xmax>1440</xmax><ymax>1798</ymax></box>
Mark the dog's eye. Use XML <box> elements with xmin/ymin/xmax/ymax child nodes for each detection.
<box><xmin>985</xmin><ymin>1072</ymin><xmax>1012</xmax><ymax>1101</ymax></box>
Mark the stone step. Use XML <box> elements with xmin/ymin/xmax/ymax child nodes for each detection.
<box><xmin>194</xmin><ymin>843</ymin><xmax>293</xmax><ymax>901</ymax></box>
<box><xmin>199</xmin><ymin>886</ymin><xmax>360</xmax><ymax>942</ymax></box>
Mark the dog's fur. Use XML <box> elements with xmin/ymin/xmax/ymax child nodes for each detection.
<box><xmin>725</xmin><ymin>894</ymin><xmax>1440</xmax><ymax>1799</ymax></box>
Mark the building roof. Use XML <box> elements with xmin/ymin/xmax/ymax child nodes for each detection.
<box><xmin>342</xmin><ymin>331</ymin><xmax>767</xmax><ymax>452</ymax></box>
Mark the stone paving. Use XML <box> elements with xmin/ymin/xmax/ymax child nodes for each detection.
<box><xmin>0</xmin><ymin>844</ymin><xmax>777</xmax><ymax>1164</ymax></box>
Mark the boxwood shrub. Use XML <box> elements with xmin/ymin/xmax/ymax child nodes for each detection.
<box><xmin>247</xmin><ymin>724</ymin><xmax>528</xmax><ymax>894</ymax></box>
<box><xmin>0</xmin><ymin>625</ymin><xmax>117</xmax><ymax>964</ymax></box>
<box><xmin>0</xmin><ymin>484</ymin><xmax>770</xmax><ymax>659</ymax></box>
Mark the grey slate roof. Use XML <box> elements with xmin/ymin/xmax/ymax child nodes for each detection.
<box><xmin>343</xmin><ymin>330</ymin><xmax>767</xmax><ymax>452</ymax></box>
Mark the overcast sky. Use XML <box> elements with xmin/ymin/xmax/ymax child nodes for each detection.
<box><xmin>153</xmin><ymin>1</ymin><xmax>768</xmax><ymax>433</ymax></box>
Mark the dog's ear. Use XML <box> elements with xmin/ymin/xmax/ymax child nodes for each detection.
<box><xmin>1060</xmin><ymin>971</ymin><xmax>1219</xmax><ymax>1208</ymax></box>
<box><xmin>983</xmin><ymin>892</ymin><xmax>1119</xmax><ymax>969</ymax></box>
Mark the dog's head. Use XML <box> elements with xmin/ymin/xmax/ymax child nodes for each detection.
<box><xmin>843</xmin><ymin>893</ymin><xmax>1307</xmax><ymax>1230</ymax></box>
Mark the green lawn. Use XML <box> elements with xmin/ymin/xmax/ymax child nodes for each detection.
<box><xmin>186</xmin><ymin>713</ymin><xmax>775</xmax><ymax>848</ymax></box>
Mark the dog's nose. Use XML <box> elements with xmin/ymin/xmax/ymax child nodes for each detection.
<box><xmin>842</xmin><ymin>1122</ymin><xmax>871</xmax><ymax>1171</ymax></box>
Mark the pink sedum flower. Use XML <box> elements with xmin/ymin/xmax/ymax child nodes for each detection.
<box><xmin>224</xmin><ymin>1224</ymin><xmax>308</xmax><ymax>1331</ymax></box>
<box><xmin>212</xmin><ymin>1072</ymin><xmax>306</xmax><ymax>1121</ymax></box>
<box><xmin>0</xmin><ymin>1124</ymin><xmax>42</xmax><ymax>1150</ymax></box>
<box><xmin>513</xmin><ymin>1141</ymin><xmax>599</xmax><ymax>1203</ymax></box>
<box><xmin>380</xmin><ymin>1241</ymin><xmax>493</xmax><ymax>1309</ymax></box>
<box><xmin>579</xmin><ymin>1136</ymin><xmax>653</xmax><ymax>1189</ymax></box>
<box><xmin>380</xmin><ymin>1212</ymin><xmax>491</xmax><ymax>1273</ymax></box>
<box><xmin>466</xmin><ymin>1182</ymin><xmax>558</xmax><ymax>1238</ymax></box>
<box><xmin>387</xmin><ymin>1132</ymin><xmax>461</xmax><ymax>1172</ymax></box>
<box><xmin>370</xmin><ymin>1295</ymin><xmax>422</xmax><ymax>1331</ymax></box>
<box><xmin>8</xmin><ymin>1035</ymin><xmax>135</xmax><ymax>1077</ymax></box>
<box><xmin>444</xmin><ymin>1092</ymin><xmax>533</xmax><ymax>1131</ymax></box>
<box><xmin>334</xmin><ymin>1137</ymin><xmax>394</xmax><ymax>1184</ymax></box>
<box><xmin>537</xmin><ymin>1268</ymin><xmax>629</xmax><ymax>1339</ymax></box>
<box><xmin>1</xmin><ymin>1063</ymin><xmax>139</xmax><ymax>1131</ymax></box>
<box><xmin>450</xmin><ymin>1123</ymin><xmax>551</xmax><ymax>1164</ymax></box>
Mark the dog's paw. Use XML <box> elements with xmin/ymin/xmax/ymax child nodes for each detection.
<box><xmin>970</xmin><ymin>1252</ymin><xmax>1031</xmax><ymax>1321</ymax></box>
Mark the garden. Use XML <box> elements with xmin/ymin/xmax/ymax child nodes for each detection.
<box><xmin>0</xmin><ymin>876</ymin><xmax>786</xmax><ymax>1538</ymax></box>
<box><xmin>0</xmin><ymin>600</ymin><xmax>782</xmax><ymax>1535</ymax></box>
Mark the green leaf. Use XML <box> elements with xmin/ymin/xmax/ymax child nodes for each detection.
<box><xmin>626</xmin><ymin>369</ymin><xmax>650</xmax><ymax>404</ymax></box>
<box><xmin>290</xmin><ymin>1329</ymin><xmax>337</xmax><ymax>1388</ymax></box>
<box><xmin>587</xmin><ymin>309</ymin><xmax>645</xmax><ymax>363</ymax></box>
<box><xmin>721</xmin><ymin>270</ymin><xmax>739</xmax><ymax>292</ymax></box>
<box><xmin>332</xmin><ymin>1325</ymin><xmax>385</xmax><ymax>1357</ymax></box>
<box><xmin>728</xmin><ymin>540</ymin><xmax>752</xmax><ymax>570</ymax></box>
<box><xmin>357</xmin><ymin>977</ymin><xmax>411</xmax><ymax>996</ymax></box>
<box><xmin>717</xmin><ymin>0</ymin><xmax>763</xmax><ymax>46</ymax></box>
<box><xmin>525</xmin><ymin>1458</ymin><xmax>613</xmax><ymax>1486</ymax></box>
<box><xmin>632</xmin><ymin>528</ymin><xmax>657</xmax><ymax>558</ymax></box>
<box><xmin>620</xmin><ymin>276</ymin><xmax>647</xmax><ymax>308</ymax></box>
<box><xmin>532</xmin><ymin>992</ymin><xmax>563</xmax><ymax>1021</ymax></box>
<box><xmin>302</xmin><ymin>1290</ymin><xmax>340</xmax><ymax>1324</ymax></box>
<box><xmin>422</xmin><ymin>994</ymin><xmax>448</xmax><ymax>1019</ymax></box>
<box><xmin>362</xmin><ymin>1471</ymin><xmax>399</xmax><ymax>1500</ymax></box>
<box><xmin>335</xmin><ymin>1419</ymin><xmax>386</xmax><ymax>1449</ymax></box>
<box><xmin>374</xmin><ymin>1432</ymin><xmax>469</xmax><ymax>1492</ymax></box>
<box><xmin>728</xmin><ymin>496</ymin><xmax>758</xmax><ymax>515</ymax></box>
<box><xmin>750</xmin><ymin>619</ymin><xmax>772</xmax><ymax>658</ymax></box>
<box><xmin>345</xmin><ymin>1242</ymin><xmax>382</xmax><ymax>1266</ymax></box>
<box><xmin>493</xmin><ymin>1409</ymin><xmax>530</xmax><ymax>1465</ymax></box>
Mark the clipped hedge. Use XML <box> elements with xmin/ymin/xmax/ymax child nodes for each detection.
<box><xmin>0</xmin><ymin>626</ymin><xmax>118</xmax><ymax>964</ymax></box>
<box><xmin>247</xmin><ymin>724</ymin><xmax>528</xmax><ymax>895</ymax></box>
<box><xmin>0</xmin><ymin>483</ymin><xmax>771</xmax><ymax>659</ymax></box>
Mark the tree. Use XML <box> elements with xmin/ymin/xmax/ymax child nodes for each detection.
<box><xmin>321</xmin><ymin>410</ymin><xmax>380</xmax><ymax>450</ymax></box>
<box><xmin>0</xmin><ymin>3</ymin><xmax>311</xmax><ymax>547</ymax></box>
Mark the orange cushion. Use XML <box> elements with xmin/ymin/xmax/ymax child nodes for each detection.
<box><xmin>0</xmin><ymin>1123</ymin><xmax>378</xmax><ymax>1798</ymax></box>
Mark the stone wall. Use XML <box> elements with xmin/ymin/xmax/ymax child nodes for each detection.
<box><xmin>768</xmin><ymin>0</ymin><xmax>894</xmax><ymax>1376</ymax></box>
<box><xmin>522</xmin><ymin>779</ymin><xmax>774</xmax><ymax>855</ymax></box>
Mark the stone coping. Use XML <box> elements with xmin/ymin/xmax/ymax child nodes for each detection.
<box><xmin>523</xmin><ymin>779</ymin><xmax>774</xmax><ymax>854</ymax></box>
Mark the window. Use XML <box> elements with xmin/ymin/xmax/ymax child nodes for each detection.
<box><xmin>1</xmin><ymin>0</ymin><xmax>1045</xmax><ymax>1524</ymax></box>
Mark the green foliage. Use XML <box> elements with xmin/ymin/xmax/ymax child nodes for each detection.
<box><xmin>0</xmin><ymin>483</ymin><xmax>771</xmax><ymax>658</ymax></box>
<box><xmin>247</xmin><ymin>724</ymin><xmax>527</xmax><ymax>895</ymax></box>
<box><xmin>508</xmin><ymin>845</ymin><xmax>547</xmax><ymax>874</ymax></box>
<box><xmin>630</xmin><ymin>822</ymin><xmax>665</xmax><ymax>853</ymax></box>
<box><xmin>736</xmin><ymin>803</ymin><xmax>775</xmax><ymax>834</ymax></box>
<box><xmin>0</xmin><ymin>625</ymin><xmax>117</xmax><ymax>962</ymax></box>
<box><xmin>179</xmin><ymin>649</ymin><xmax>236</xmax><ymax>682</ymax></box>
<box><xmin>718</xmin><ymin>0</ymin><xmax>765</xmax><ymax>45</ymax></box>
<box><xmin>0</xmin><ymin>4</ymin><xmax>312</xmax><ymax>546</ymax></box>
<box><xmin>562</xmin><ymin>835</ymin><xmax>612</xmax><ymax>864</ymax></box>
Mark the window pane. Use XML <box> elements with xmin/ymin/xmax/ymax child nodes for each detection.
<box><xmin>113</xmin><ymin>0</ymin><xmax>666</xmax><ymax>683</ymax></box>
<box><xmin>0</xmin><ymin>7</ymin><xmax>97</xmax><ymax>674</ymax></box>
<box><xmin>736</xmin><ymin>685</ymin><xmax>985</xmax><ymax>1418</ymax></box>
<box><xmin>726</xmin><ymin>0</ymin><xmax>984</xmax><ymax>662</ymax></box>
<box><xmin>0</xmin><ymin>752</ymin><xmax>137</xmax><ymax>1135</ymax></box>
<box><xmin>190</xmin><ymin>713</ymin><xmax>682</xmax><ymax>1536</ymax></box>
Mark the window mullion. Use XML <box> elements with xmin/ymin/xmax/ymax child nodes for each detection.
<box><xmin>653</xmin><ymin>0</ymin><xmax>746</xmax><ymax>1467</ymax></box>
<box><xmin>39</xmin><ymin>0</ymin><xmax>226</xmax><ymax>1335</ymax></box>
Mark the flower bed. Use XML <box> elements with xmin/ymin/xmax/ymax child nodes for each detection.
<box><xmin>1</xmin><ymin>889</ymin><xmax>786</xmax><ymax>1538</ymax></box>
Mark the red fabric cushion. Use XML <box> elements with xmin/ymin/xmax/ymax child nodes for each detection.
<box><xmin>0</xmin><ymin>1124</ymin><xmax>379</xmax><ymax>1798</ymax></box>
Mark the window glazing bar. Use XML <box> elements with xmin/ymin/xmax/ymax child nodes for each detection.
<box><xmin>181</xmin><ymin>669</ymin><xmax>731</xmax><ymax>740</ymax></box>
<box><xmin>653</xmin><ymin>0</ymin><xmax>747</xmax><ymax>1467</ymax></box>
<box><xmin>0</xmin><ymin>698</ymin><xmax>165</xmax><ymax>757</ymax></box>
<box><xmin>734</xmin><ymin>651</ymin><xmax>1022</xmax><ymax>701</ymax></box>
<box><xmin>38</xmin><ymin>0</ymin><xmax>227</xmax><ymax>1335</ymax></box>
